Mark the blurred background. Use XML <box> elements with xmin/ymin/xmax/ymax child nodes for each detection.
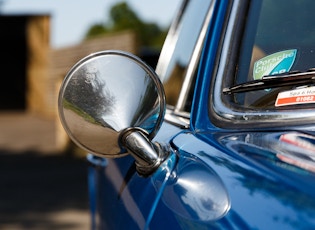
<box><xmin>0</xmin><ymin>0</ymin><xmax>181</xmax><ymax>229</ymax></box>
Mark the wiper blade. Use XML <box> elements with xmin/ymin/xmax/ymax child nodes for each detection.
<box><xmin>223</xmin><ymin>70</ymin><xmax>315</xmax><ymax>94</ymax></box>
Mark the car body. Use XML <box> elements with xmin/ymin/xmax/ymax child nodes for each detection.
<box><xmin>59</xmin><ymin>0</ymin><xmax>315</xmax><ymax>229</ymax></box>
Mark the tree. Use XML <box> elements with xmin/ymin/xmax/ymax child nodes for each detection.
<box><xmin>85</xmin><ymin>24</ymin><xmax>108</xmax><ymax>38</ymax></box>
<box><xmin>84</xmin><ymin>2</ymin><xmax>167</xmax><ymax>50</ymax></box>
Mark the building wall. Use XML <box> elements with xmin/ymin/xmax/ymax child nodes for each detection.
<box><xmin>0</xmin><ymin>15</ymin><xmax>138</xmax><ymax>151</ymax></box>
<box><xmin>26</xmin><ymin>15</ymin><xmax>50</xmax><ymax>116</ymax></box>
<box><xmin>0</xmin><ymin>15</ymin><xmax>138</xmax><ymax>118</ymax></box>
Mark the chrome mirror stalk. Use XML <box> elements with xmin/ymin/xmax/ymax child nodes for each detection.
<box><xmin>121</xmin><ymin>128</ymin><xmax>169</xmax><ymax>176</ymax></box>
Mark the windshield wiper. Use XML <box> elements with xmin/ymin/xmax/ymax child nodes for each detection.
<box><xmin>223</xmin><ymin>70</ymin><xmax>315</xmax><ymax>95</ymax></box>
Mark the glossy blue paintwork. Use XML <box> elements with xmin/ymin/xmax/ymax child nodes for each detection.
<box><xmin>88</xmin><ymin>0</ymin><xmax>315</xmax><ymax>229</ymax></box>
<box><xmin>171</xmin><ymin>132</ymin><xmax>315</xmax><ymax>229</ymax></box>
<box><xmin>90</xmin><ymin>128</ymin><xmax>315</xmax><ymax>229</ymax></box>
<box><xmin>191</xmin><ymin>0</ymin><xmax>228</xmax><ymax>131</ymax></box>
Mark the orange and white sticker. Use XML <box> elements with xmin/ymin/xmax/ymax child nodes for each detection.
<box><xmin>275</xmin><ymin>86</ymin><xmax>315</xmax><ymax>107</ymax></box>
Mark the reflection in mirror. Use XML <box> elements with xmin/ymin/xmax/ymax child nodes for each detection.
<box><xmin>59</xmin><ymin>50</ymin><xmax>165</xmax><ymax>158</ymax></box>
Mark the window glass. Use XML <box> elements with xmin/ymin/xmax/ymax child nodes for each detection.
<box><xmin>230</xmin><ymin>0</ymin><xmax>315</xmax><ymax>109</ymax></box>
<box><xmin>156</xmin><ymin>0</ymin><xmax>212</xmax><ymax>108</ymax></box>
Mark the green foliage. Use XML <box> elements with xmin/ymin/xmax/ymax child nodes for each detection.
<box><xmin>84</xmin><ymin>2</ymin><xmax>168</xmax><ymax>49</ymax></box>
<box><xmin>85</xmin><ymin>24</ymin><xmax>108</xmax><ymax>40</ymax></box>
<box><xmin>110</xmin><ymin>2</ymin><xmax>142</xmax><ymax>31</ymax></box>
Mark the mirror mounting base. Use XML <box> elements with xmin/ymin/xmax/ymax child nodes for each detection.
<box><xmin>121</xmin><ymin>128</ymin><xmax>169</xmax><ymax>176</ymax></box>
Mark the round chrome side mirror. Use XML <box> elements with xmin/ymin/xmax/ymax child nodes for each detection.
<box><xmin>58</xmin><ymin>50</ymin><xmax>167</xmax><ymax>174</ymax></box>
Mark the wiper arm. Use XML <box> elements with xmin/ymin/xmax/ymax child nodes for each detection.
<box><xmin>223</xmin><ymin>70</ymin><xmax>315</xmax><ymax>95</ymax></box>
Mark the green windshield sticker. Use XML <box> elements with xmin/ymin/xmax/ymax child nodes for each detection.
<box><xmin>253</xmin><ymin>49</ymin><xmax>297</xmax><ymax>80</ymax></box>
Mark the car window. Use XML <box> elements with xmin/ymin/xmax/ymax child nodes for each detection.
<box><xmin>156</xmin><ymin>0</ymin><xmax>213</xmax><ymax>111</ymax></box>
<box><xmin>230</xmin><ymin>0</ymin><xmax>315</xmax><ymax>109</ymax></box>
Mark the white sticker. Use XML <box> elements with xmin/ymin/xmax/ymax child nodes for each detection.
<box><xmin>275</xmin><ymin>86</ymin><xmax>315</xmax><ymax>107</ymax></box>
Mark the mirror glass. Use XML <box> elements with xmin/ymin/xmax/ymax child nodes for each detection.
<box><xmin>58</xmin><ymin>50</ymin><xmax>165</xmax><ymax>157</ymax></box>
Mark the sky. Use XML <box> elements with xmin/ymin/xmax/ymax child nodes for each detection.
<box><xmin>1</xmin><ymin>0</ymin><xmax>182</xmax><ymax>48</ymax></box>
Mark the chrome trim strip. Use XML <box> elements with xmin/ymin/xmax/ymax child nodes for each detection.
<box><xmin>155</xmin><ymin>0</ymin><xmax>188</xmax><ymax>81</ymax></box>
<box><xmin>164</xmin><ymin>109</ymin><xmax>190</xmax><ymax>129</ymax></box>
<box><xmin>175</xmin><ymin>0</ymin><xmax>216</xmax><ymax>112</ymax></box>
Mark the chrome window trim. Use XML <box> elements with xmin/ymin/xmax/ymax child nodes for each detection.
<box><xmin>165</xmin><ymin>108</ymin><xmax>190</xmax><ymax>129</ymax></box>
<box><xmin>211</xmin><ymin>0</ymin><xmax>315</xmax><ymax>128</ymax></box>
<box><xmin>155</xmin><ymin>0</ymin><xmax>186</xmax><ymax>81</ymax></box>
<box><xmin>175</xmin><ymin>0</ymin><xmax>216</xmax><ymax>113</ymax></box>
<box><xmin>156</xmin><ymin>0</ymin><xmax>215</xmax><ymax>117</ymax></box>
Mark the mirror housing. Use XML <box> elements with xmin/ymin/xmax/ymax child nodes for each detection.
<box><xmin>58</xmin><ymin>50</ymin><xmax>168</xmax><ymax>175</ymax></box>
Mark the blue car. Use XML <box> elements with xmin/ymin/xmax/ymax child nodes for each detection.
<box><xmin>58</xmin><ymin>0</ymin><xmax>315</xmax><ymax>229</ymax></box>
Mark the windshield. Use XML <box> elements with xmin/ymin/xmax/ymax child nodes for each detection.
<box><xmin>228</xmin><ymin>0</ymin><xmax>315</xmax><ymax>109</ymax></box>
